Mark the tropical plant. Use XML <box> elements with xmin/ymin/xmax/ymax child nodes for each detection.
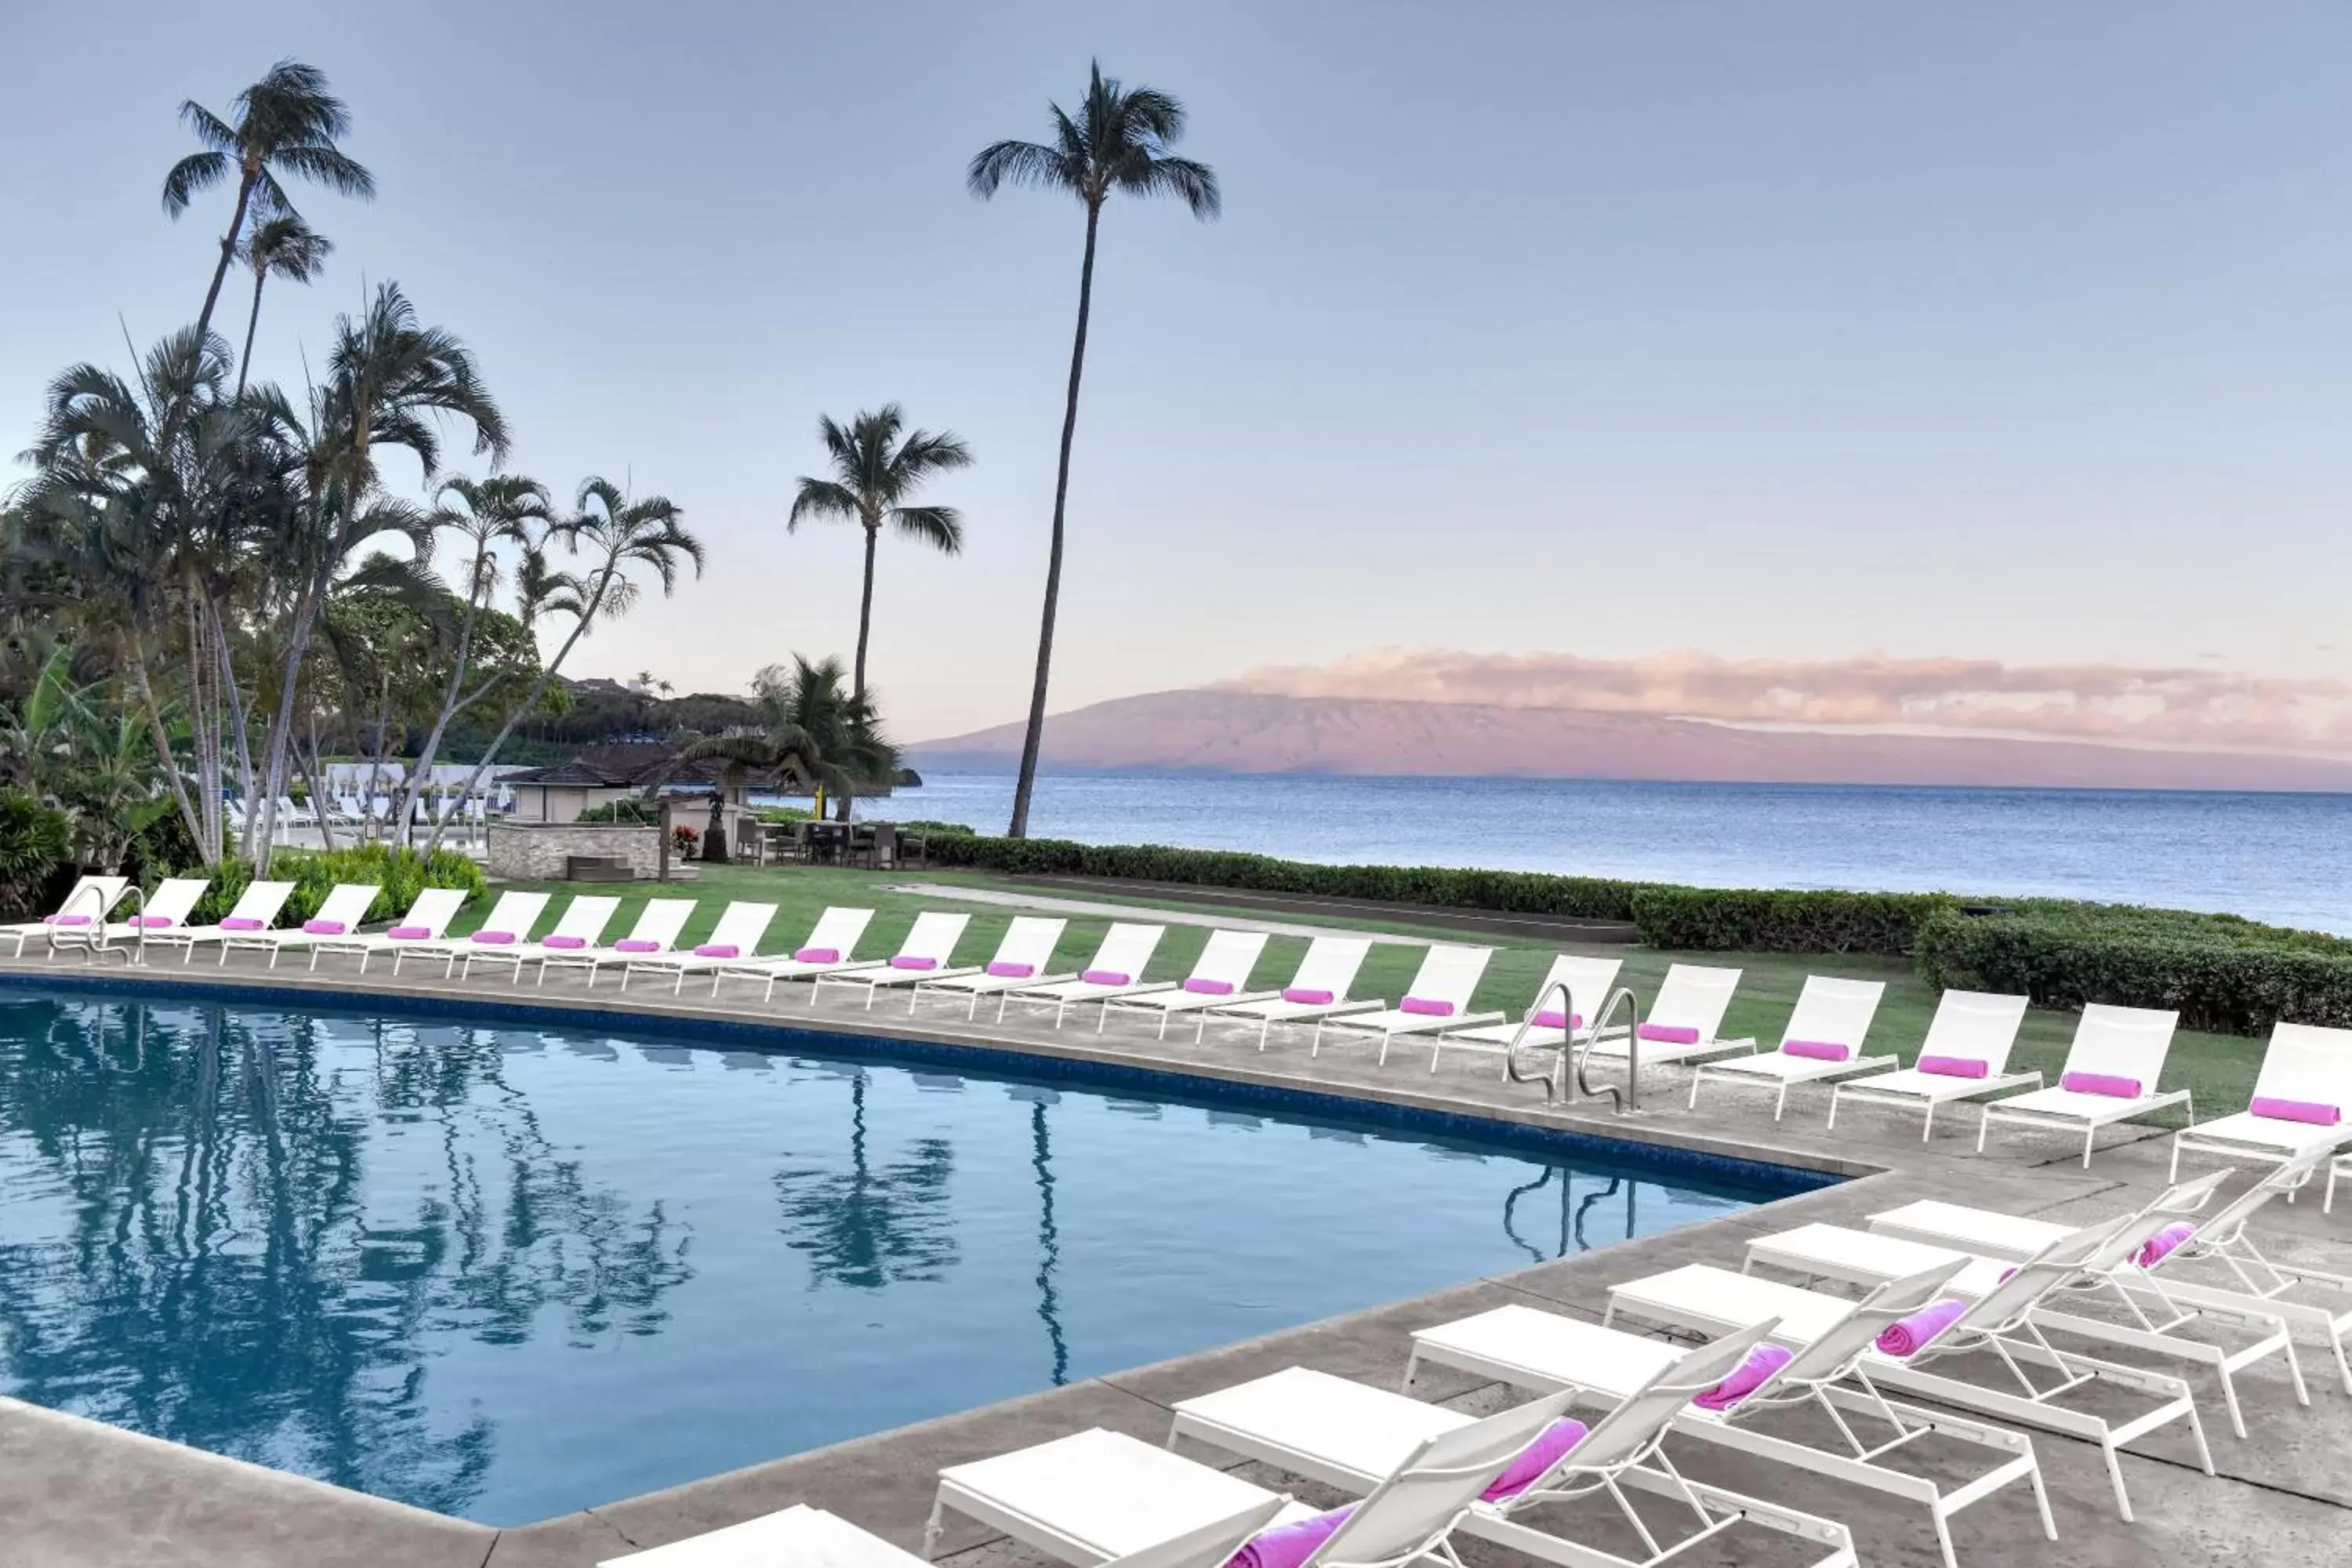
<box><xmin>681</xmin><ymin>655</ymin><xmax>898</xmax><ymax>837</ymax></box>
<box><xmin>787</xmin><ymin>405</ymin><xmax>972</xmax><ymax>698</ymax></box>
<box><xmin>162</xmin><ymin>58</ymin><xmax>375</xmax><ymax>350</ymax></box>
<box><xmin>968</xmin><ymin>60</ymin><xmax>1218</xmax><ymax>837</ymax></box>
<box><xmin>0</xmin><ymin>788</ymin><xmax>73</xmax><ymax>920</ymax></box>
<box><xmin>233</xmin><ymin>213</ymin><xmax>332</xmax><ymax>394</ymax></box>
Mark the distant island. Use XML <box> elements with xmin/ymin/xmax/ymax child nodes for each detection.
<box><xmin>911</xmin><ymin>688</ymin><xmax>2352</xmax><ymax>793</ymax></box>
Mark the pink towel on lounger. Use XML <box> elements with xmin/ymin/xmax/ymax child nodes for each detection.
<box><xmin>2062</xmin><ymin>1071</ymin><xmax>2141</xmax><ymax>1099</ymax></box>
<box><xmin>470</xmin><ymin>931</ymin><xmax>515</xmax><ymax>945</ymax></box>
<box><xmin>1639</xmin><ymin>1023</ymin><xmax>1700</xmax><ymax>1044</ymax></box>
<box><xmin>2135</xmin><ymin>1221</ymin><xmax>2196</xmax><ymax>1269</ymax></box>
<box><xmin>220</xmin><ymin>917</ymin><xmax>264</xmax><ymax>931</ymax></box>
<box><xmin>2250</xmin><ymin>1095</ymin><xmax>2340</xmax><ymax>1126</ymax></box>
<box><xmin>1224</xmin><ymin>1507</ymin><xmax>1356</xmax><ymax>1568</ymax></box>
<box><xmin>694</xmin><ymin>944</ymin><xmax>738</xmax><ymax>959</ymax></box>
<box><xmin>1782</xmin><ymin>1039</ymin><xmax>1849</xmax><ymax>1062</ymax></box>
<box><xmin>1481</xmin><ymin>1417</ymin><xmax>1590</xmax><ymax>1500</ymax></box>
<box><xmin>387</xmin><ymin>926</ymin><xmax>431</xmax><ymax>940</ymax></box>
<box><xmin>1082</xmin><ymin>969</ymin><xmax>1131</xmax><ymax>986</ymax></box>
<box><xmin>303</xmin><ymin>920</ymin><xmax>346</xmax><ymax>935</ymax></box>
<box><xmin>1533</xmin><ymin>1009</ymin><xmax>1582</xmax><ymax>1030</ymax></box>
<box><xmin>45</xmin><ymin>915</ymin><xmax>89</xmax><ymax>926</ymax></box>
<box><xmin>794</xmin><ymin>947</ymin><xmax>839</xmax><ymax>964</ymax></box>
<box><xmin>1283</xmin><ymin>987</ymin><xmax>1334</xmax><ymax>1005</ymax></box>
<box><xmin>986</xmin><ymin>961</ymin><xmax>1033</xmax><ymax>978</ymax></box>
<box><xmin>1184</xmin><ymin>977</ymin><xmax>1235</xmax><ymax>995</ymax></box>
<box><xmin>134</xmin><ymin>916</ymin><xmax>176</xmax><ymax>928</ymax></box>
<box><xmin>1877</xmin><ymin>1299</ymin><xmax>1966</xmax><ymax>1356</ymax></box>
<box><xmin>1690</xmin><ymin>1343</ymin><xmax>1792</xmax><ymax>1410</ymax></box>
<box><xmin>1400</xmin><ymin>996</ymin><xmax>1455</xmax><ymax>1017</ymax></box>
<box><xmin>890</xmin><ymin>955</ymin><xmax>937</xmax><ymax>970</ymax></box>
<box><xmin>614</xmin><ymin>939</ymin><xmax>662</xmax><ymax>953</ymax></box>
<box><xmin>542</xmin><ymin>935</ymin><xmax>587</xmax><ymax>949</ymax></box>
<box><xmin>1917</xmin><ymin>1055</ymin><xmax>1986</xmax><ymax>1078</ymax></box>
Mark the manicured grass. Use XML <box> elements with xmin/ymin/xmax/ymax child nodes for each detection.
<box><xmin>477</xmin><ymin>862</ymin><xmax>2262</xmax><ymax>1126</ymax></box>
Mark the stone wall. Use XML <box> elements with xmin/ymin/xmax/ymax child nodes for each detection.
<box><xmin>486</xmin><ymin>822</ymin><xmax>662</xmax><ymax>881</ymax></box>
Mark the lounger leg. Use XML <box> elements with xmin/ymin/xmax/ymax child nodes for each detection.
<box><xmin>2082</xmin><ymin>1123</ymin><xmax>2096</xmax><ymax>1168</ymax></box>
<box><xmin>920</xmin><ymin>1494</ymin><xmax>948</xmax><ymax>1559</ymax></box>
<box><xmin>2169</xmin><ymin>1137</ymin><xmax>2182</xmax><ymax>1181</ymax></box>
<box><xmin>967</xmin><ymin>992</ymin><xmax>979</xmax><ymax>1021</ymax></box>
<box><xmin>1976</xmin><ymin>1110</ymin><xmax>1992</xmax><ymax>1154</ymax></box>
<box><xmin>1310</xmin><ymin>1019</ymin><xmax>1324</xmax><ymax>1058</ymax></box>
<box><xmin>673</xmin><ymin>971</ymin><xmax>685</xmax><ymax>995</ymax></box>
<box><xmin>2101</xmin><ymin>1435</ymin><xmax>2133</xmax><ymax>1520</ymax></box>
<box><xmin>1929</xmin><ymin>1508</ymin><xmax>1960</xmax><ymax>1568</ymax></box>
<box><xmin>1258</xmin><ymin>1018</ymin><xmax>1271</xmax><ymax>1051</ymax></box>
<box><xmin>1825</xmin><ymin>1086</ymin><xmax>1840</xmax><ymax>1129</ymax></box>
<box><xmin>1686</xmin><ymin>1070</ymin><xmax>1703</xmax><ymax>1111</ymax></box>
<box><xmin>1921</xmin><ymin>1101</ymin><xmax>1936</xmax><ymax>1142</ymax></box>
<box><xmin>1376</xmin><ymin>1031</ymin><xmax>1390</xmax><ymax>1067</ymax></box>
<box><xmin>2027</xmin><ymin>1450</ymin><xmax>2058</xmax><ymax>1541</ymax></box>
<box><xmin>2218</xmin><ymin>1362</ymin><xmax>2249</xmax><ymax>1439</ymax></box>
<box><xmin>1773</xmin><ymin>1080</ymin><xmax>1789</xmax><ymax>1121</ymax></box>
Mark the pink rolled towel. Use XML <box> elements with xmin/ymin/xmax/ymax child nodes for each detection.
<box><xmin>2061</xmin><ymin>1071</ymin><xmax>2141</xmax><ymax>1098</ymax></box>
<box><xmin>1223</xmin><ymin>1507</ymin><xmax>1356</xmax><ymax>1568</ymax></box>
<box><xmin>1916</xmin><ymin>1054</ymin><xmax>1986</xmax><ymax>1078</ymax></box>
<box><xmin>1877</xmin><ymin>1299</ymin><xmax>1967</xmax><ymax>1356</ymax></box>
<box><xmin>1533</xmin><ymin>1009</ymin><xmax>1583</xmax><ymax>1030</ymax></box>
<box><xmin>890</xmin><ymin>955</ymin><xmax>937</xmax><ymax>970</ymax></box>
<box><xmin>1690</xmin><ymin>1343</ymin><xmax>1792</xmax><ymax>1410</ymax></box>
<box><xmin>542</xmin><ymin>935</ymin><xmax>587</xmax><ymax>949</ymax></box>
<box><xmin>1082</xmin><ymin>969</ymin><xmax>1131</xmax><ymax>986</ymax></box>
<box><xmin>795</xmin><ymin>947</ymin><xmax>839</xmax><ymax>964</ymax></box>
<box><xmin>2135</xmin><ymin>1220</ymin><xmax>2197</xmax><ymax>1269</ymax></box>
<box><xmin>1400</xmin><ymin>996</ymin><xmax>1455</xmax><ymax>1017</ymax></box>
<box><xmin>694</xmin><ymin>943</ymin><xmax>739</xmax><ymax>959</ymax></box>
<box><xmin>387</xmin><ymin>925</ymin><xmax>432</xmax><ymax>940</ymax></box>
<box><xmin>1283</xmin><ymin>987</ymin><xmax>1334</xmax><ymax>1005</ymax></box>
<box><xmin>45</xmin><ymin>914</ymin><xmax>89</xmax><ymax>926</ymax></box>
<box><xmin>1639</xmin><ymin>1023</ymin><xmax>1700</xmax><ymax>1044</ymax></box>
<box><xmin>220</xmin><ymin>917</ymin><xmax>265</xmax><ymax>931</ymax></box>
<box><xmin>1481</xmin><ymin>1417</ymin><xmax>1590</xmax><ymax>1500</ymax></box>
<box><xmin>613</xmin><ymin>938</ymin><xmax>662</xmax><ymax>953</ymax></box>
<box><xmin>1782</xmin><ymin>1039</ymin><xmax>1849</xmax><ymax>1062</ymax></box>
<box><xmin>470</xmin><ymin>931</ymin><xmax>516</xmax><ymax>945</ymax></box>
<box><xmin>134</xmin><ymin>916</ymin><xmax>176</xmax><ymax>928</ymax></box>
<box><xmin>986</xmin><ymin>960</ymin><xmax>1034</xmax><ymax>978</ymax></box>
<box><xmin>1183</xmin><ymin>977</ymin><xmax>1235</xmax><ymax>995</ymax></box>
<box><xmin>2250</xmin><ymin>1095</ymin><xmax>2340</xmax><ymax>1127</ymax></box>
<box><xmin>303</xmin><ymin>919</ymin><xmax>347</xmax><ymax>935</ymax></box>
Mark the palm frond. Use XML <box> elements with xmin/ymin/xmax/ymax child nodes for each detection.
<box><xmin>887</xmin><ymin>505</ymin><xmax>963</xmax><ymax>554</ymax></box>
<box><xmin>967</xmin><ymin>139</ymin><xmax>1080</xmax><ymax>199</ymax></box>
<box><xmin>789</xmin><ymin>478</ymin><xmax>862</xmax><ymax>529</ymax></box>
<box><xmin>161</xmin><ymin>151</ymin><xmax>231</xmax><ymax>217</ymax></box>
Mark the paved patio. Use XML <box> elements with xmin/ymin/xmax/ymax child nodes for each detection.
<box><xmin>0</xmin><ymin>942</ymin><xmax>2343</xmax><ymax>1568</ymax></box>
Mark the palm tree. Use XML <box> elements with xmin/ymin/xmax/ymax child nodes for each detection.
<box><xmin>682</xmin><ymin>655</ymin><xmax>896</xmax><ymax>847</ymax></box>
<box><xmin>233</xmin><ymin>215</ymin><xmax>332</xmax><ymax>394</ymax></box>
<box><xmin>788</xmin><ymin>405</ymin><xmax>973</xmax><ymax>699</ymax></box>
<box><xmin>968</xmin><ymin>61</ymin><xmax>1218</xmax><ymax>837</ymax></box>
<box><xmin>162</xmin><ymin>59</ymin><xmax>375</xmax><ymax>350</ymax></box>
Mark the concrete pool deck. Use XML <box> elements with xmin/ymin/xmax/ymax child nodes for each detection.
<box><xmin>0</xmin><ymin>946</ymin><xmax>2345</xmax><ymax>1568</ymax></box>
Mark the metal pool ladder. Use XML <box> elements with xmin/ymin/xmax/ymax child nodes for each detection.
<box><xmin>1503</xmin><ymin>980</ymin><xmax>1642</xmax><ymax>1112</ymax></box>
<box><xmin>89</xmin><ymin>884</ymin><xmax>146</xmax><ymax>968</ymax></box>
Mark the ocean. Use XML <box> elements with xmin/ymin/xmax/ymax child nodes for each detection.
<box><xmin>857</xmin><ymin>771</ymin><xmax>2352</xmax><ymax>936</ymax></box>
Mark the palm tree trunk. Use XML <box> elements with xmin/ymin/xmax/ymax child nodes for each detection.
<box><xmin>1007</xmin><ymin>201</ymin><xmax>1102</xmax><ymax>839</ymax></box>
<box><xmin>404</xmin><ymin>549</ymin><xmax>490</xmax><ymax>843</ymax></box>
<box><xmin>251</xmin><ymin>556</ymin><xmax>330</xmax><ymax>866</ymax></box>
<box><xmin>854</xmin><ymin>520</ymin><xmax>879</xmax><ymax>699</ymax></box>
<box><xmin>194</xmin><ymin>173</ymin><xmax>257</xmax><ymax>349</ymax></box>
<box><xmin>424</xmin><ymin>580</ymin><xmax>607</xmax><ymax>855</ymax></box>
<box><xmin>126</xmin><ymin>639</ymin><xmax>208</xmax><ymax>862</ymax></box>
<box><xmin>235</xmin><ymin>270</ymin><xmax>267</xmax><ymax>397</ymax></box>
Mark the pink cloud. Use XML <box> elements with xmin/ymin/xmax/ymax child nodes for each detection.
<box><xmin>1227</xmin><ymin>648</ymin><xmax>2352</xmax><ymax>757</ymax></box>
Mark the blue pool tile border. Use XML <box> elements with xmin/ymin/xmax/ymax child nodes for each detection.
<box><xmin>0</xmin><ymin>968</ymin><xmax>1841</xmax><ymax>1200</ymax></box>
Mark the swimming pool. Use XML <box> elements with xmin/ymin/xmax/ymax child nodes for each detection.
<box><xmin>0</xmin><ymin>981</ymin><xmax>1820</xmax><ymax>1525</ymax></box>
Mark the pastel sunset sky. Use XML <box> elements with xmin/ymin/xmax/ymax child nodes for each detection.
<box><xmin>4</xmin><ymin>2</ymin><xmax>2346</xmax><ymax>747</ymax></box>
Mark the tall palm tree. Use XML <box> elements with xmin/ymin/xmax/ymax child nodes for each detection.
<box><xmin>233</xmin><ymin>215</ymin><xmax>332</xmax><ymax>394</ymax></box>
<box><xmin>162</xmin><ymin>59</ymin><xmax>375</xmax><ymax>350</ymax></box>
<box><xmin>787</xmin><ymin>405</ymin><xmax>973</xmax><ymax>699</ymax></box>
<box><xmin>968</xmin><ymin>61</ymin><xmax>1218</xmax><ymax>837</ymax></box>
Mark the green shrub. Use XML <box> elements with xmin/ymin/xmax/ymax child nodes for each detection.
<box><xmin>271</xmin><ymin>844</ymin><xmax>488</xmax><ymax>925</ymax></box>
<box><xmin>753</xmin><ymin>804</ymin><xmax>811</xmax><ymax>823</ymax></box>
<box><xmin>0</xmin><ymin>788</ymin><xmax>74</xmax><ymax>922</ymax></box>
<box><xmin>577</xmin><ymin>798</ymin><xmax>658</xmax><ymax>826</ymax></box>
<box><xmin>1629</xmin><ymin>886</ymin><xmax>1958</xmax><ymax>954</ymax></box>
<box><xmin>1915</xmin><ymin>906</ymin><xmax>2352</xmax><ymax>1036</ymax></box>
<box><xmin>187</xmin><ymin>857</ymin><xmax>258</xmax><ymax>924</ymax></box>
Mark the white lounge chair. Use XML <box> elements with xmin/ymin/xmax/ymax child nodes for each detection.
<box><xmin>564</xmin><ymin>898</ymin><xmax>697</xmax><ymax>987</ymax></box>
<box><xmin>1871</xmin><ymin>1151</ymin><xmax>2352</xmax><ymax>1396</ymax></box>
<box><xmin>49</xmin><ymin>877</ymin><xmax>211</xmax><ymax>957</ymax></box>
<box><xmin>710</xmin><ymin>906</ymin><xmax>880</xmax><ymax>1001</ymax></box>
<box><xmin>144</xmin><ymin>880</ymin><xmax>298</xmax><ymax>964</ymax></box>
<box><xmin>1308</xmin><ymin>943</ymin><xmax>1501</xmax><ymax>1064</ymax></box>
<box><xmin>1606</xmin><ymin>1218</ymin><xmax>2212</xmax><ymax>1522</ymax></box>
<box><xmin>1743</xmin><ymin>1168</ymin><xmax>2303</xmax><ymax>1441</ymax></box>
<box><xmin>1167</xmin><ymin>1324</ymin><xmax>1861</xmax><ymax>1568</ymax></box>
<box><xmin>391</xmin><ymin>890</ymin><xmax>550</xmax><ymax>976</ymax></box>
<box><xmin>1976</xmin><ymin>1003</ymin><xmax>2189</xmax><ymax>1167</ymax></box>
<box><xmin>2170</xmin><ymin>1022</ymin><xmax>2352</xmax><ymax>1183</ymax></box>
<box><xmin>600</xmin><ymin>1502</ymin><xmax>1290</xmax><ymax>1568</ymax></box>
<box><xmin>465</xmin><ymin>895</ymin><xmax>621</xmax><ymax>982</ymax></box>
<box><xmin>810</xmin><ymin>912</ymin><xmax>975</xmax><ymax>1009</ymax></box>
<box><xmin>1199</xmin><ymin>936</ymin><xmax>1381</xmax><ymax>1047</ymax></box>
<box><xmin>223</xmin><ymin>883</ymin><xmax>382</xmax><ymax>967</ymax></box>
<box><xmin>1685</xmin><ymin>975</ymin><xmax>1889</xmax><ymax>1120</ymax></box>
<box><xmin>1095</xmin><ymin>930</ymin><xmax>1272</xmax><ymax>1038</ymax></box>
<box><xmin>1584</xmin><ymin>963</ymin><xmax>1753</xmax><ymax>1069</ymax></box>
<box><xmin>909</xmin><ymin>917</ymin><xmax>1069</xmax><ymax>1019</ymax></box>
<box><xmin>620</xmin><ymin>901</ymin><xmax>778</xmax><ymax>992</ymax></box>
<box><xmin>1</xmin><ymin>877</ymin><xmax>130</xmax><ymax>957</ymax></box>
<box><xmin>1826</xmin><ymin>990</ymin><xmax>2036</xmax><ymax>1141</ymax></box>
<box><xmin>1408</xmin><ymin>1265</ymin><xmax>2050</xmax><ymax>1568</ymax></box>
<box><xmin>307</xmin><ymin>886</ymin><xmax>470</xmax><ymax>972</ymax></box>
<box><xmin>927</xmin><ymin>1387</ymin><xmax>1585</xmax><ymax>1568</ymax></box>
<box><xmin>1000</xmin><ymin>923</ymin><xmax>1171</xmax><ymax>1027</ymax></box>
<box><xmin>1427</xmin><ymin>953</ymin><xmax>1624</xmax><ymax>1074</ymax></box>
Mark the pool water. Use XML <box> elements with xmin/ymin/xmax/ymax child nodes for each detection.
<box><xmin>0</xmin><ymin>985</ymin><xmax>1806</xmax><ymax>1524</ymax></box>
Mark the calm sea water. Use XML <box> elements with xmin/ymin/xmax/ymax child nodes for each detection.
<box><xmin>883</xmin><ymin>771</ymin><xmax>2352</xmax><ymax>935</ymax></box>
<box><xmin>0</xmin><ymin>988</ymin><xmax>1771</xmax><ymax>1524</ymax></box>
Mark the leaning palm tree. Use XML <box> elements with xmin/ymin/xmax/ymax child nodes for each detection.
<box><xmin>683</xmin><ymin>655</ymin><xmax>898</xmax><ymax>829</ymax></box>
<box><xmin>162</xmin><ymin>58</ymin><xmax>375</xmax><ymax>349</ymax></box>
<box><xmin>788</xmin><ymin>405</ymin><xmax>973</xmax><ymax>699</ymax></box>
<box><xmin>233</xmin><ymin>214</ymin><xmax>332</xmax><ymax>394</ymax></box>
<box><xmin>968</xmin><ymin>61</ymin><xmax>1218</xmax><ymax>837</ymax></box>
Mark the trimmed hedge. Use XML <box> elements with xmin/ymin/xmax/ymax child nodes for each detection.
<box><xmin>1629</xmin><ymin>886</ymin><xmax>1957</xmax><ymax>955</ymax></box>
<box><xmin>191</xmin><ymin>844</ymin><xmax>488</xmax><ymax>927</ymax></box>
<box><xmin>1915</xmin><ymin>906</ymin><xmax>2352</xmax><ymax>1035</ymax></box>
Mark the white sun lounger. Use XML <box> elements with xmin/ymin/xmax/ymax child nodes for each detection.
<box><xmin>49</xmin><ymin>877</ymin><xmax>211</xmax><ymax>957</ymax></box>
<box><xmin>1976</xmin><ymin>1003</ymin><xmax>2189</xmax><ymax>1167</ymax></box>
<box><xmin>1871</xmin><ymin>1152</ymin><xmax>2352</xmax><ymax>1395</ymax></box>
<box><xmin>1608</xmin><ymin>1216</ymin><xmax>2212</xmax><ymax>1522</ymax></box>
<box><xmin>304</xmin><ymin>887</ymin><xmax>470</xmax><ymax>973</ymax></box>
<box><xmin>603</xmin><ymin>1500</ymin><xmax>1291</xmax><ymax>1568</ymax></box>
<box><xmin>2170</xmin><ymin>1022</ymin><xmax>2352</xmax><ymax>1182</ymax></box>
<box><xmin>1001</xmin><ymin>923</ymin><xmax>1171</xmax><ymax>1027</ymax></box>
<box><xmin>710</xmin><ymin>906</ymin><xmax>880</xmax><ymax>1001</ymax></box>
<box><xmin>2</xmin><ymin>877</ymin><xmax>130</xmax><ymax>957</ymax></box>
<box><xmin>1199</xmin><ymin>936</ymin><xmax>1381</xmax><ymax>1047</ymax></box>
<box><xmin>810</xmin><ymin>912</ymin><xmax>974</xmax><ymax>1008</ymax></box>
<box><xmin>1686</xmin><ymin>976</ymin><xmax>1889</xmax><ymax>1119</ymax></box>
<box><xmin>620</xmin><ymin>902</ymin><xmax>778</xmax><ymax>992</ymax></box>
<box><xmin>1170</xmin><ymin>1326</ymin><xmax>1860</xmax><ymax>1568</ymax></box>
<box><xmin>463</xmin><ymin>895</ymin><xmax>621</xmax><ymax>982</ymax></box>
<box><xmin>143</xmin><ymin>880</ymin><xmax>298</xmax><ymax>964</ymax></box>
<box><xmin>1094</xmin><ymin>930</ymin><xmax>1272</xmax><ymax>1038</ymax></box>
<box><xmin>1744</xmin><ymin>1170</ymin><xmax>2302</xmax><ymax>1442</ymax></box>
<box><xmin>1426</xmin><ymin>954</ymin><xmax>1624</xmax><ymax>1074</ymax></box>
<box><xmin>392</xmin><ymin>890</ymin><xmax>550</xmax><ymax>975</ymax></box>
<box><xmin>927</xmin><ymin>1386</ymin><xmax>1584</xmax><ymax>1568</ymax></box>
<box><xmin>223</xmin><ymin>883</ymin><xmax>382</xmax><ymax>967</ymax></box>
<box><xmin>564</xmin><ymin>898</ymin><xmax>697</xmax><ymax>987</ymax></box>
<box><xmin>1308</xmin><ymin>943</ymin><xmax>1501</xmax><ymax>1064</ymax></box>
<box><xmin>1827</xmin><ymin>990</ymin><xmax>2036</xmax><ymax>1141</ymax></box>
<box><xmin>1409</xmin><ymin>1264</ymin><xmax>2050</xmax><ymax>1568</ymax></box>
<box><xmin>910</xmin><ymin>917</ymin><xmax>1069</xmax><ymax>1019</ymax></box>
<box><xmin>1584</xmin><ymin>963</ymin><xmax>1753</xmax><ymax>1069</ymax></box>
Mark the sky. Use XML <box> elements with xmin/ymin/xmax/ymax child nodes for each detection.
<box><xmin>2</xmin><ymin>1</ymin><xmax>2347</xmax><ymax>745</ymax></box>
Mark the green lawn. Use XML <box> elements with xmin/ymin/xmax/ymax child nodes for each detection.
<box><xmin>478</xmin><ymin>862</ymin><xmax>2263</xmax><ymax>1124</ymax></box>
